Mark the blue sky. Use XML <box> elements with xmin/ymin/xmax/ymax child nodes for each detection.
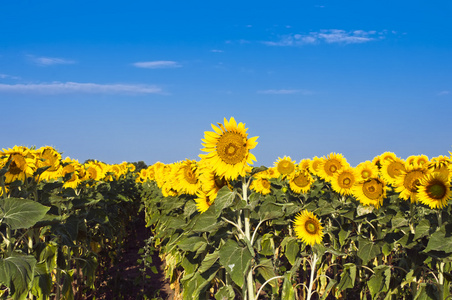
<box><xmin>1</xmin><ymin>1</ymin><xmax>451</xmax><ymax>167</ymax></box>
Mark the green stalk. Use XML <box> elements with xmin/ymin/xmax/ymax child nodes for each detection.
<box><xmin>243</xmin><ymin>178</ymin><xmax>254</xmax><ymax>300</ymax></box>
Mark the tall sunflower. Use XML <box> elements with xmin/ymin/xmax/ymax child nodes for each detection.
<box><xmin>200</xmin><ymin>117</ymin><xmax>258</xmax><ymax>180</ymax></box>
<box><xmin>417</xmin><ymin>172</ymin><xmax>451</xmax><ymax>209</ymax></box>
<box><xmin>195</xmin><ymin>189</ymin><xmax>215</xmax><ymax>213</ymax></box>
<box><xmin>355</xmin><ymin>161</ymin><xmax>379</xmax><ymax>181</ymax></box>
<box><xmin>379</xmin><ymin>156</ymin><xmax>406</xmax><ymax>186</ymax></box>
<box><xmin>293</xmin><ymin>210</ymin><xmax>324</xmax><ymax>246</ymax></box>
<box><xmin>250</xmin><ymin>176</ymin><xmax>272</xmax><ymax>195</ymax></box>
<box><xmin>36</xmin><ymin>146</ymin><xmax>63</xmax><ymax>181</ymax></box>
<box><xmin>352</xmin><ymin>177</ymin><xmax>387</xmax><ymax>209</ymax></box>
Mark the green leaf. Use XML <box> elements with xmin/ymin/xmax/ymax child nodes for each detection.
<box><xmin>177</xmin><ymin>236</ymin><xmax>207</xmax><ymax>252</ymax></box>
<box><xmin>336</xmin><ymin>263</ymin><xmax>356</xmax><ymax>292</ymax></box>
<box><xmin>215</xmin><ymin>285</ymin><xmax>235</xmax><ymax>300</ymax></box>
<box><xmin>0</xmin><ymin>253</ymin><xmax>37</xmax><ymax>300</ymax></box>
<box><xmin>0</xmin><ymin>198</ymin><xmax>50</xmax><ymax>230</ymax></box>
<box><xmin>414</xmin><ymin>219</ymin><xmax>431</xmax><ymax>241</ymax></box>
<box><xmin>215</xmin><ymin>186</ymin><xmax>237</xmax><ymax>217</ymax></box>
<box><xmin>198</xmin><ymin>250</ymin><xmax>220</xmax><ymax>274</ymax></box>
<box><xmin>281</xmin><ymin>237</ymin><xmax>299</xmax><ymax>266</ymax></box>
<box><xmin>255</xmin><ymin>258</ymin><xmax>278</xmax><ymax>289</ymax></box>
<box><xmin>356</xmin><ymin>205</ymin><xmax>374</xmax><ymax>217</ymax></box>
<box><xmin>357</xmin><ymin>237</ymin><xmax>381</xmax><ymax>265</ymax></box>
<box><xmin>259</xmin><ymin>233</ymin><xmax>275</xmax><ymax>256</ymax></box>
<box><xmin>367</xmin><ymin>265</ymin><xmax>391</xmax><ymax>298</ymax></box>
<box><xmin>391</xmin><ymin>212</ymin><xmax>408</xmax><ymax>229</ymax></box>
<box><xmin>281</xmin><ymin>273</ymin><xmax>295</xmax><ymax>300</ymax></box>
<box><xmin>423</xmin><ymin>225</ymin><xmax>452</xmax><ymax>254</ymax></box>
<box><xmin>219</xmin><ymin>239</ymin><xmax>252</xmax><ymax>287</ymax></box>
<box><xmin>31</xmin><ymin>262</ymin><xmax>52</xmax><ymax>299</ymax></box>
<box><xmin>191</xmin><ymin>203</ymin><xmax>222</xmax><ymax>233</ymax></box>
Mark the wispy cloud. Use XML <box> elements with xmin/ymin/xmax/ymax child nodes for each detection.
<box><xmin>257</xmin><ymin>89</ymin><xmax>312</xmax><ymax>95</ymax></box>
<box><xmin>263</xmin><ymin>29</ymin><xmax>383</xmax><ymax>46</ymax></box>
<box><xmin>132</xmin><ymin>60</ymin><xmax>181</xmax><ymax>69</ymax></box>
<box><xmin>28</xmin><ymin>55</ymin><xmax>76</xmax><ymax>66</ymax></box>
<box><xmin>438</xmin><ymin>90</ymin><xmax>450</xmax><ymax>96</ymax></box>
<box><xmin>0</xmin><ymin>82</ymin><xmax>163</xmax><ymax>94</ymax></box>
<box><xmin>211</xmin><ymin>49</ymin><xmax>224</xmax><ymax>53</ymax></box>
<box><xmin>0</xmin><ymin>73</ymin><xmax>20</xmax><ymax>80</ymax></box>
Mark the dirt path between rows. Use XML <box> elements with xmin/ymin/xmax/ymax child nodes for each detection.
<box><xmin>86</xmin><ymin>211</ymin><xmax>174</xmax><ymax>300</ymax></box>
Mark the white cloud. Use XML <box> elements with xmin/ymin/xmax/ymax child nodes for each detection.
<box><xmin>263</xmin><ymin>29</ymin><xmax>383</xmax><ymax>46</ymax></box>
<box><xmin>211</xmin><ymin>49</ymin><xmax>224</xmax><ymax>53</ymax></box>
<box><xmin>438</xmin><ymin>90</ymin><xmax>450</xmax><ymax>96</ymax></box>
<box><xmin>257</xmin><ymin>89</ymin><xmax>311</xmax><ymax>95</ymax></box>
<box><xmin>28</xmin><ymin>55</ymin><xmax>76</xmax><ymax>66</ymax></box>
<box><xmin>0</xmin><ymin>73</ymin><xmax>20</xmax><ymax>80</ymax></box>
<box><xmin>132</xmin><ymin>60</ymin><xmax>181</xmax><ymax>69</ymax></box>
<box><xmin>0</xmin><ymin>82</ymin><xmax>163</xmax><ymax>94</ymax></box>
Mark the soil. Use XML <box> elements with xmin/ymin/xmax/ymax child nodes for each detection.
<box><xmin>86</xmin><ymin>211</ymin><xmax>174</xmax><ymax>300</ymax></box>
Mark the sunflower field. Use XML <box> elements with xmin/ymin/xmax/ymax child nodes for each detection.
<box><xmin>2</xmin><ymin>117</ymin><xmax>452</xmax><ymax>300</ymax></box>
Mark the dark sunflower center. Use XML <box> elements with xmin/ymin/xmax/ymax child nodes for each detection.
<box><xmin>277</xmin><ymin>160</ymin><xmax>294</xmax><ymax>175</ymax></box>
<box><xmin>293</xmin><ymin>173</ymin><xmax>310</xmax><ymax>187</ymax></box>
<box><xmin>363</xmin><ymin>179</ymin><xmax>383</xmax><ymax>200</ymax></box>
<box><xmin>387</xmin><ymin>161</ymin><xmax>405</xmax><ymax>178</ymax></box>
<box><xmin>427</xmin><ymin>180</ymin><xmax>447</xmax><ymax>199</ymax></box>
<box><xmin>338</xmin><ymin>172</ymin><xmax>354</xmax><ymax>188</ymax></box>
<box><xmin>214</xmin><ymin>175</ymin><xmax>227</xmax><ymax>190</ymax></box>
<box><xmin>305</xmin><ymin>220</ymin><xmax>318</xmax><ymax>234</ymax></box>
<box><xmin>261</xmin><ymin>179</ymin><xmax>270</xmax><ymax>189</ymax></box>
<box><xmin>184</xmin><ymin>167</ymin><xmax>197</xmax><ymax>184</ymax></box>
<box><xmin>403</xmin><ymin>170</ymin><xmax>424</xmax><ymax>192</ymax></box>
<box><xmin>9</xmin><ymin>155</ymin><xmax>25</xmax><ymax>175</ymax></box>
<box><xmin>325</xmin><ymin>160</ymin><xmax>340</xmax><ymax>176</ymax></box>
<box><xmin>216</xmin><ymin>132</ymin><xmax>247</xmax><ymax>165</ymax></box>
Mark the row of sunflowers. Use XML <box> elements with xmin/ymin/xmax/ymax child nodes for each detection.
<box><xmin>0</xmin><ymin>146</ymin><xmax>144</xmax><ymax>299</ymax></box>
<box><xmin>140</xmin><ymin>117</ymin><xmax>452</xmax><ymax>300</ymax></box>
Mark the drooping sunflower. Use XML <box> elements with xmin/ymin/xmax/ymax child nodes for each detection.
<box><xmin>289</xmin><ymin>170</ymin><xmax>314</xmax><ymax>194</ymax></box>
<box><xmin>417</xmin><ymin>172</ymin><xmax>452</xmax><ymax>209</ymax></box>
<box><xmin>406</xmin><ymin>155</ymin><xmax>429</xmax><ymax>170</ymax></box>
<box><xmin>36</xmin><ymin>146</ymin><xmax>63</xmax><ymax>181</ymax></box>
<box><xmin>394</xmin><ymin>164</ymin><xmax>430</xmax><ymax>203</ymax></box>
<box><xmin>379</xmin><ymin>156</ymin><xmax>406</xmax><ymax>186</ymax></box>
<box><xmin>175</xmin><ymin>159</ymin><xmax>200</xmax><ymax>195</ymax></box>
<box><xmin>317</xmin><ymin>153</ymin><xmax>349</xmax><ymax>182</ymax></box>
<box><xmin>331</xmin><ymin>167</ymin><xmax>357</xmax><ymax>196</ymax></box>
<box><xmin>352</xmin><ymin>177</ymin><xmax>387</xmax><ymax>208</ymax></box>
<box><xmin>199</xmin><ymin>117</ymin><xmax>258</xmax><ymax>181</ymax></box>
<box><xmin>1</xmin><ymin>146</ymin><xmax>36</xmax><ymax>183</ymax></box>
<box><xmin>355</xmin><ymin>160</ymin><xmax>379</xmax><ymax>181</ymax></box>
<box><xmin>428</xmin><ymin>155</ymin><xmax>451</xmax><ymax>176</ymax></box>
<box><xmin>274</xmin><ymin>156</ymin><xmax>296</xmax><ymax>179</ymax></box>
<box><xmin>61</xmin><ymin>161</ymin><xmax>82</xmax><ymax>189</ymax></box>
<box><xmin>375</xmin><ymin>151</ymin><xmax>398</xmax><ymax>167</ymax></box>
<box><xmin>194</xmin><ymin>189</ymin><xmax>215</xmax><ymax>213</ymax></box>
<box><xmin>293</xmin><ymin>210</ymin><xmax>324</xmax><ymax>246</ymax></box>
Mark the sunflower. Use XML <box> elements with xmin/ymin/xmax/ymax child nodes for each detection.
<box><xmin>317</xmin><ymin>153</ymin><xmax>349</xmax><ymax>182</ymax></box>
<box><xmin>195</xmin><ymin>189</ymin><xmax>215</xmax><ymax>213</ymax></box>
<box><xmin>417</xmin><ymin>172</ymin><xmax>452</xmax><ymax>209</ymax></box>
<box><xmin>289</xmin><ymin>170</ymin><xmax>314</xmax><ymax>194</ymax></box>
<box><xmin>274</xmin><ymin>156</ymin><xmax>296</xmax><ymax>178</ymax></box>
<box><xmin>309</xmin><ymin>156</ymin><xmax>325</xmax><ymax>177</ymax></box>
<box><xmin>250</xmin><ymin>176</ymin><xmax>272</xmax><ymax>195</ymax></box>
<box><xmin>1</xmin><ymin>146</ymin><xmax>36</xmax><ymax>183</ymax></box>
<box><xmin>376</xmin><ymin>152</ymin><xmax>397</xmax><ymax>166</ymax></box>
<box><xmin>379</xmin><ymin>156</ymin><xmax>406</xmax><ymax>186</ymax></box>
<box><xmin>355</xmin><ymin>161</ymin><xmax>379</xmax><ymax>181</ymax></box>
<box><xmin>406</xmin><ymin>155</ymin><xmax>429</xmax><ymax>170</ymax></box>
<box><xmin>62</xmin><ymin>162</ymin><xmax>82</xmax><ymax>189</ymax></box>
<box><xmin>331</xmin><ymin>167</ymin><xmax>357</xmax><ymax>196</ymax></box>
<box><xmin>199</xmin><ymin>117</ymin><xmax>258</xmax><ymax>180</ymax></box>
<box><xmin>175</xmin><ymin>159</ymin><xmax>200</xmax><ymax>195</ymax></box>
<box><xmin>36</xmin><ymin>146</ymin><xmax>63</xmax><ymax>181</ymax></box>
<box><xmin>293</xmin><ymin>210</ymin><xmax>324</xmax><ymax>246</ymax></box>
<box><xmin>394</xmin><ymin>165</ymin><xmax>430</xmax><ymax>203</ymax></box>
<box><xmin>352</xmin><ymin>177</ymin><xmax>387</xmax><ymax>208</ymax></box>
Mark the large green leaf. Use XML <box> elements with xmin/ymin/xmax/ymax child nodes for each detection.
<box><xmin>357</xmin><ymin>237</ymin><xmax>381</xmax><ymax>265</ymax></box>
<box><xmin>423</xmin><ymin>225</ymin><xmax>452</xmax><ymax>254</ymax></box>
<box><xmin>219</xmin><ymin>239</ymin><xmax>252</xmax><ymax>287</ymax></box>
<box><xmin>215</xmin><ymin>285</ymin><xmax>235</xmax><ymax>300</ymax></box>
<box><xmin>336</xmin><ymin>263</ymin><xmax>356</xmax><ymax>293</ymax></box>
<box><xmin>0</xmin><ymin>198</ymin><xmax>50</xmax><ymax>230</ymax></box>
<box><xmin>0</xmin><ymin>253</ymin><xmax>37</xmax><ymax>300</ymax></box>
<box><xmin>215</xmin><ymin>186</ymin><xmax>237</xmax><ymax>217</ymax></box>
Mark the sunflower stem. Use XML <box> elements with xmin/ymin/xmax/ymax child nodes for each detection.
<box><xmin>243</xmin><ymin>178</ymin><xmax>254</xmax><ymax>300</ymax></box>
<box><xmin>306</xmin><ymin>252</ymin><xmax>318</xmax><ymax>300</ymax></box>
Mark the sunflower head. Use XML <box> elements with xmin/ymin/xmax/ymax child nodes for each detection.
<box><xmin>199</xmin><ymin>117</ymin><xmax>258</xmax><ymax>180</ymax></box>
<box><xmin>418</xmin><ymin>172</ymin><xmax>452</xmax><ymax>209</ymax></box>
<box><xmin>317</xmin><ymin>153</ymin><xmax>349</xmax><ymax>182</ymax></box>
<box><xmin>289</xmin><ymin>170</ymin><xmax>314</xmax><ymax>194</ymax></box>
<box><xmin>293</xmin><ymin>210</ymin><xmax>324</xmax><ymax>246</ymax></box>
<box><xmin>352</xmin><ymin>177</ymin><xmax>387</xmax><ymax>208</ymax></box>
<box><xmin>331</xmin><ymin>167</ymin><xmax>357</xmax><ymax>196</ymax></box>
<box><xmin>274</xmin><ymin>156</ymin><xmax>296</xmax><ymax>178</ymax></box>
